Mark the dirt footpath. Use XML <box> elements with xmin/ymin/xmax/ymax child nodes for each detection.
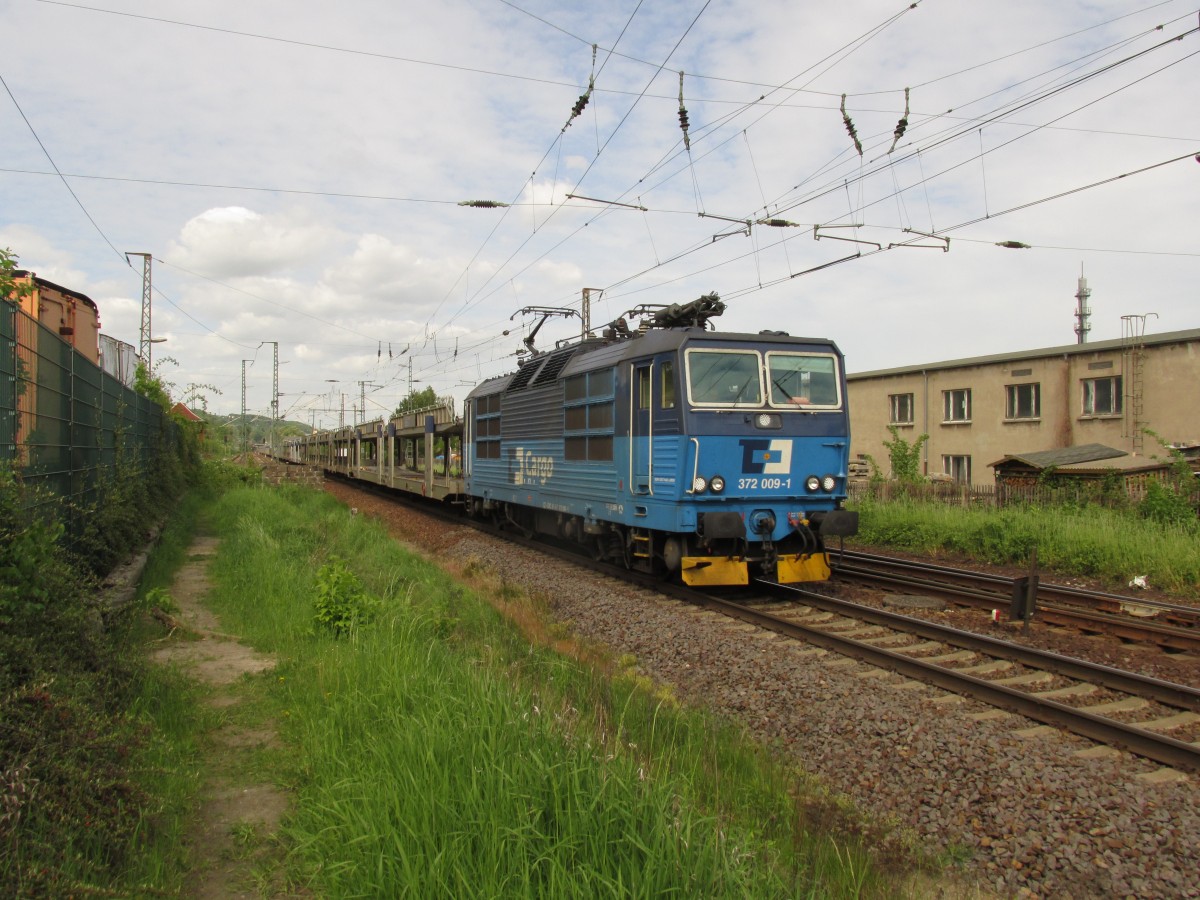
<box><xmin>150</xmin><ymin>535</ymin><xmax>291</xmax><ymax>898</ymax></box>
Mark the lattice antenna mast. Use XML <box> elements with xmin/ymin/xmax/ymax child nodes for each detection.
<box><xmin>126</xmin><ymin>252</ymin><xmax>152</xmax><ymax>366</ymax></box>
<box><xmin>241</xmin><ymin>359</ymin><xmax>251</xmax><ymax>454</ymax></box>
<box><xmin>262</xmin><ymin>342</ymin><xmax>278</xmax><ymax>454</ymax></box>
<box><xmin>1074</xmin><ymin>271</ymin><xmax>1092</xmax><ymax>344</ymax></box>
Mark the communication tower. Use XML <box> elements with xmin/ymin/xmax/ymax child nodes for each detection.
<box><xmin>1073</xmin><ymin>271</ymin><xmax>1091</xmax><ymax>344</ymax></box>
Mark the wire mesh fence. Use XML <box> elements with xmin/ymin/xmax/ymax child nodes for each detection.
<box><xmin>847</xmin><ymin>477</ymin><xmax>1200</xmax><ymax>511</ymax></box>
<box><xmin>1</xmin><ymin>301</ymin><xmax>175</xmax><ymax>535</ymax></box>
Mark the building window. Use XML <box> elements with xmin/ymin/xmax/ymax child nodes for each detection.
<box><xmin>889</xmin><ymin>393</ymin><xmax>914</xmax><ymax>424</ymax></box>
<box><xmin>1082</xmin><ymin>375</ymin><xmax>1122</xmax><ymax>416</ymax></box>
<box><xmin>1005</xmin><ymin>383</ymin><xmax>1040</xmax><ymax>420</ymax></box>
<box><xmin>564</xmin><ymin>368</ymin><xmax>615</xmax><ymax>461</ymax></box>
<box><xmin>942</xmin><ymin>388</ymin><xmax>971</xmax><ymax>423</ymax></box>
<box><xmin>943</xmin><ymin>455</ymin><xmax>971</xmax><ymax>484</ymax></box>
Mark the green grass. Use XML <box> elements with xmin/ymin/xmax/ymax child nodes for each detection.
<box><xmin>0</xmin><ymin>487</ymin><xmax>210</xmax><ymax>898</ymax></box>
<box><xmin>192</xmin><ymin>485</ymin><xmax>911</xmax><ymax>897</ymax></box>
<box><xmin>852</xmin><ymin>497</ymin><xmax>1200</xmax><ymax>595</ymax></box>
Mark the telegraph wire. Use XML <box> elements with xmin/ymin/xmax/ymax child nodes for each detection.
<box><xmin>766</xmin><ymin>37</ymin><xmax>1200</xmax><ymax>229</ymax></box>
<box><xmin>430</xmin><ymin>0</ymin><xmax>695</xmax><ymax>333</ymax></box>
<box><xmin>442</xmin><ymin>0</ymin><xmax>923</xmax><ymax>334</ymax></box>
<box><xmin>0</xmin><ymin>69</ymin><xmax>125</xmax><ymax>264</ymax></box>
<box><xmin>605</xmin><ymin>147</ymin><xmax>1200</xmax><ymax>307</ymax></box>
<box><xmin>35</xmin><ymin>0</ymin><xmax>585</xmax><ymax>91</ymax></box>
<box><xmin>0</xmin><ymin>168</ymin><xmax>465</xmax><ymax>204</ymax></box>
<box><xmin>747</xmin><ymin>15</ymin><xmax>1200</xmax><ymax>231</ymax></box>
<box><xmin>908</xmin><ymin>1</ymin><xmax>1191</xmax><ymax>91</ymax></box>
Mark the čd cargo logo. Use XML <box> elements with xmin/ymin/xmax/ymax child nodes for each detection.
<box><xmin>511</xmin><ymin>447</ymin><xmax>554</xmax><ymax>485</ymax></box>
<box><xmin>739</xmin><ymin>439</ymin><xmax>793</xmax><ymax>475</ymax></box>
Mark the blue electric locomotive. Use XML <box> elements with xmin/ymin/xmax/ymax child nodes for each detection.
<box><xmin>464</xmin><ymin>293</ymin><xmax>857</xmax><ymax>585</ymax></box>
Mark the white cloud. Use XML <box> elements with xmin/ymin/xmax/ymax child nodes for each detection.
<box><xmin>1</xmin><ymin>0</ymin><xmax>1195</xmax><ymax>420</ymax></box>
<box><xmin>163</xmin><ymin>207</ymin><xmax>338</xmax><ymax>279</ymax></box>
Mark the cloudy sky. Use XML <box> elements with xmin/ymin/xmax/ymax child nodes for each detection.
<box><xmin>3</xmin><ymin>0</ymin><xmax>1197</xmax><ymax>425</ymax></box>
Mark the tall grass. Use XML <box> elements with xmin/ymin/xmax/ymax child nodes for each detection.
<box><xmin>0</xmin><ymin>478</ymin><xmax>210</xmax><ymax>898</ymax></box>
<box><xmin>199</xmin><ymin>486</ymin><xmax>900</xmax><ymax>897</ymax></box>
<box><xmin>852</xmin><ymin>497</ymin><xmax>1200</xmax><ymax>595</ymax></box>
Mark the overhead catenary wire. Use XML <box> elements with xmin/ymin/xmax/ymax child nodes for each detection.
<box><xmin>0</xmin><ymin>69</ymin><xmax>125</xmax><ymax>264</ymax></box>
<box><xmin>11</xmin><ymin>1</ymin><xmax>1197</xmax><ymax>413</ymax></box>
<box><xmin>436</xmin><ymin>0</ymin><xmax>926</xmax><ymax>337</ymax></box>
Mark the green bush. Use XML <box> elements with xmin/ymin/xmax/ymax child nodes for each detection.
<box><xmin>1138</xmin><ymin>478</ymin><xmax>1197</xmax><ymax>530</ymax></box>
<box><xmin>313</xmin><ymin>554</ymin><xmax>379</xmax><ymax>635</ymax></box>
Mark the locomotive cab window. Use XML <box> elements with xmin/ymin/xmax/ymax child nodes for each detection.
<box><xmin>685</xmin><ymin>349</ymin><xmax>762</xmax><ymax>407</ymax></box>
<box><xmin>660</xmin><ymin>361</ymin><xmax>676</xmax><ymax>409</ymax></box>
<box><xmin>766</xmin><ymin>353</ymin><xmax>840</xmax><ymax>408</ymax></box>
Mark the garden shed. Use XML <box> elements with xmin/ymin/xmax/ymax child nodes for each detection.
<box><xmin>989</xmin><ymin>443</ymin><xmax>1172</xmax><ymax>503</ymax></box>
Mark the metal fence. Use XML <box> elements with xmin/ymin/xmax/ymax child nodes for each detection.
<box><xmin>848</xmin><ymin>478</ymin><xmax>1200</xmax><ymax>511</ymax></box>
<box><xmin>1</xmin><ymin>301</ymin><xmax>174</xmax><ymax>528</ymax></box>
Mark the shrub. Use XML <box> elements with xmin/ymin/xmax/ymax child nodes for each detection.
<box><xmin>313</xmin><ymin>555</ymin><xmax>379</xmax><ymax>635</ymax></box>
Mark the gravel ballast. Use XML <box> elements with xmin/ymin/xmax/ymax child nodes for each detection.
<box><xmin>325</xmin><ymin>481</ymin><xmax>1199</xmax><ymax>899</ymax></box>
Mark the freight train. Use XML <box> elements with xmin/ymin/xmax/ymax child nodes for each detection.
<box><xmin>289</xmin><ymin>293</ymin><xmax>857</xmax><ymax>586</ymax></box>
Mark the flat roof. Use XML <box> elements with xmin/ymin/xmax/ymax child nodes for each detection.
<box><xmin>848</xmin><ymin>328</ymin><xmax>1200</xmax><ymax>381</ymax></box>
<box><xmin>13</xmin><ymin>270</ymin><xmax>100</xmax><ymax>312</ymax></box>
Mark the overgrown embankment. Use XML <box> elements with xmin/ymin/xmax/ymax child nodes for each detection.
<box><xmin>853</xmin><ymin>498</ymin><xmax>1199</xmax><ymax>596</ymax></box>
<box><xmin>190</xmin><ymin>483</ymin><xmax>902</xmax><ymax>897</ymax></box>
<box><xmin>0</xmin><ymin>452</ymin><xmax>215</xmax><ymax>897</ymax></box>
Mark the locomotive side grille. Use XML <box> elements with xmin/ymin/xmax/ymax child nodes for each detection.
<box><xmin>507</xmin><ymin>359</ymin><xmax>541</xmax><ymax>391</ymax></box>
<box><xmin>532</xmin><ymin>350</ymin><xmax>574</xmax><ymax>385</ymax></box>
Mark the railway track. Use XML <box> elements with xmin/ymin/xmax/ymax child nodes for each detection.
<box><xmin>689</xmin><ymin>582</ymin><xmax>1200</xmax><ymax>776</ymax></box>
<box><xmin>326</xmin><ymin>477</ymin><xmax>1200</xmax><ymax>775</ymax></box>
<box><xmin>831</xmin><ymin>549</ymin><xmax>1200</xmax><ymax>652</ymax></box>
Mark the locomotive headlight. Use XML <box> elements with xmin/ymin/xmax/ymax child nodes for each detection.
<box><xmin>821</xmin><ymin>474</ymin><xmax>837</xmax><ymax>492</ymax></box>
<box><xmin>805</xmin><ymin>475</ymin><xmax>821</xmax><ymax>492</ymax></box>
<box><xmin>692</xmin><ymin>476</ymin><xmax>708</xmax><ymax>494</ymax></box>
<box><xmin>756</xmin><ymin>413</ymin><xmax>773</xmax><ymax>428</ymax></box>
<box><xmin>709</xmin><ymin>475</ymin><xmax>726</xmax><ymax>493</ymax></box>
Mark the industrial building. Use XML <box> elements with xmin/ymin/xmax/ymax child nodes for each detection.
<box><xmin>846</xmin><ymin>325</ymin><xmax>1200</xmax><ymax>487</ymax></box>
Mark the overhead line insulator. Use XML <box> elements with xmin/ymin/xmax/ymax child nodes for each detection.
<box><xmin>889</xmin><ymin>87</ymin><xmax>911</xmax><ymax>153</ymax></box>
<box><xmin>562</xmin><ymin>44</ymin><xmax>597</xmax><ymax>133</ymax></box>
<box><xmin>678</xmin><ymin>71</ymin><xmax>691</xmax><ymax>151</ymax></box>
<box><xmin>840</xmin><ymin>94</ymin><xmax>862</xmax><ymax>157</ymax></box>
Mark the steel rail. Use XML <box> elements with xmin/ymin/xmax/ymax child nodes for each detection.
<box><xmin>757</xmin><ymin>581</ymin><xmax>1200</xmax><ymax>710</ymax></box>
<box><xmin>831</xmin><ymin>553</ymin><xmax>1200</xmax><ymax>652</ymax></box>
<box><xmin>717</xmin><ymin>582</ymin><xmax>1200</xmax><ymax>775</ymax></box>
<box><xmin>835</xmin><ymin>549</ymin><xmax>1200</xmax><ymax>620</ymax></box>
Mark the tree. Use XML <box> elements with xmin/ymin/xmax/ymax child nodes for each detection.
<box><xmin>881</xmin><ymin>425</ymin><xmax>929</xmax><ymax>484</ymax></box>
<box><xmin>1</xmin><ymin>247</ymin><xmax>33</xmax><ymax>305</ymax></box>
<box><xmin>133</xmin><ymin>361</ymin><xmax>172</xmax><ymax>411</ymax></box>
<box><xmin>393</xmin><ymin>386</ymin><xmax>439</xmax><ymax>418</ymax></box>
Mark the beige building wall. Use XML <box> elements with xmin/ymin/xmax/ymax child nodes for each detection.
<box><xmin>847</xmin><ymin>330</ymin><xmax>1200</xmax><ymax>486</ymax></box>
